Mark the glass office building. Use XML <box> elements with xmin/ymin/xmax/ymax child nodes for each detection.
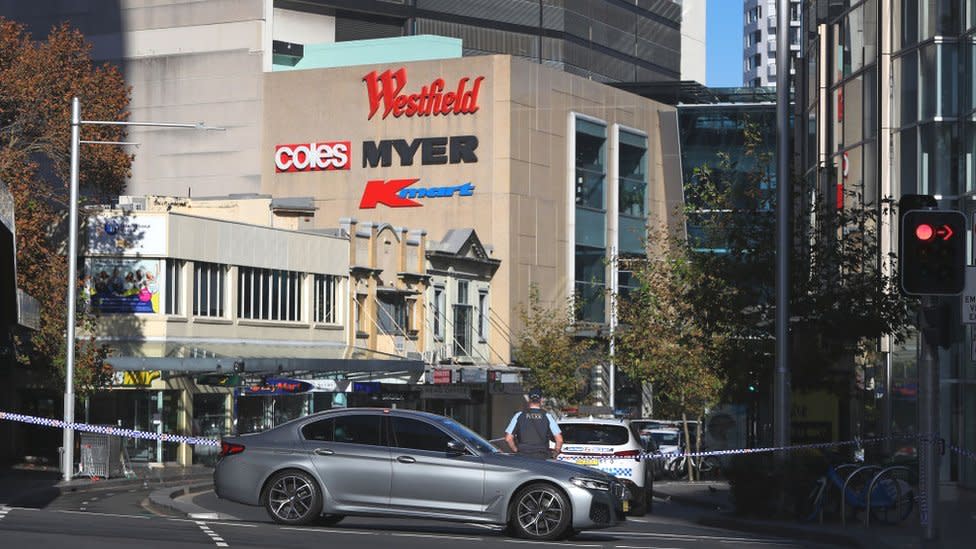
<box><xmin>799</xmin><ymin>0</ymin><xmax>976</xmax><ymax>488</ymax></box>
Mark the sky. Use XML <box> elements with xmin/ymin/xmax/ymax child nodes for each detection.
<box><xmin>706</xmin><ymin>0</ymin><xmax>745</xmax><ymax>87</ymax></box>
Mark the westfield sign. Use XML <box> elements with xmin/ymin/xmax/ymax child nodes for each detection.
<box><xmin>363</xmin><ymin>68</ymin><xmax>485</xmax><ymax>120</ymax></box>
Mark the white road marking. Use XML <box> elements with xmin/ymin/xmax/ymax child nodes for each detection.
<box><xmin>167</xmin><ymin>518</ymin><xmax>256</xmax><ymax>528</ymax></box>
<box><xmin>280</xmin><ymin>526</ymin><xmax>376</xmax><ymax>535</ymax></box>
<box><xmin>392</xmin><ymin>532</ymin><xmax>484</xmax><ymax>541</ymax></box>
<box><xmin>504</xmin><ymin>541</ymin><xmax>600</xmax><ymax>547</ymax></box>
<box><xmin>56</xmin><ymin>510</ymin><xmax>149</xmax><ymax>519</ymax></box>
<box><xmin>195</xmin><ymin>521</ymin><xmax>230</xmax><ymax>547</ymax></box>
<box><xmin>609</xmin><ymin>530</ymin><xmax>787</xmax><ymax>543</ymax></box>
<box><xmin>0</xmin><ymin>506</ymin><xmax>10</xmax><ymax>520</ymax></box>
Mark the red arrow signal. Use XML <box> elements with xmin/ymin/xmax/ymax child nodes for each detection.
<box><xmin>935</xmin><ymin>224</ymin><xmax>953</xmax><ymax>240</ymax></box>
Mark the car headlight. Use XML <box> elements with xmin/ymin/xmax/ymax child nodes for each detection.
<box><xmin>570</xmin><ymin>477</ymin><xmax>610</xmax><ymax>491</ymax></box>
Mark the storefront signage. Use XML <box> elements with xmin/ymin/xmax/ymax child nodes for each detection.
<box><xmin>359</xmin><ymin>178</ymin><xmax>475</xmax><ymax>209</ymax></box>
<box><xmin>431</xmin><ymin>369</ymin><xmax>453</xmax><ymax>384</ymax></box>
<box><xmin>242</xmin><ymin>377</ymin><xmax>313</xmax><ymax>395</ymax></box>
<box><xmin>88</xmin><ymin>214</ymin><xmax>166</xmax><ymax>256</ymax></box>
<box><xmin>195</xmin><ymin>373</ymin><xmax>244</xmax><ymax>387</ymax></box>
<box><xmin>275</xmin><ymin>141</ymin><xmax>351</xmax><ymax>173</ymax></box>
<box><xmin>308</xmin><ymin>379</ymin><xmax>338</xmax><ymax>392</ymax></box>
<box><xmin>111</xmin><ymin>370</ymin><xmax>161</xmax><ymax>387</ymax></box>
<box><xmin>362</xmin><ymin>135</ymin><xmax>478</xmax><ymax>168</ymax></box>
<box><xmin>420</xmin><ymin>385</ymin><xmax>471</xmax><ymax>400</ymax></box>
<box><xmin>363</xmin><ymin>68</ymin><xmax>485</xmax><ymax>120</ymax></box>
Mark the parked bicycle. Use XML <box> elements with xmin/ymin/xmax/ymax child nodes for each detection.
<box><xmin>667</xmin><ymin>449</ymin><xmax>721</xmax><ymax>480</ymax></box>
<box><xmin>800</xmin><ymin>462</ymin><xmax>914</xmax><ymax>525</ymax></box>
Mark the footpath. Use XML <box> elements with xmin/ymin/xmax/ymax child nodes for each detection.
<box><xmin>653</xmin><ymin>479</ymin><xmax>975</xmax><ymax>549</ymax></box>
<box><xmin>0</xmin><ymin>461</ymin><xmax>213</xmax><ymax>508</ymax></box>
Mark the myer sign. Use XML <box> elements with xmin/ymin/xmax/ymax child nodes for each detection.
<box><xmin>962</xmin><ymin>266</ymin><xmax>976</xmax><ymax>324</ymax></box>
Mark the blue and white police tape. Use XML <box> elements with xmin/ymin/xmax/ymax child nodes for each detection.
<box><xmin>0</xmin><ymin>411</ymin><xmax>220</xmax><ymax>447</ymax></box>
<box><xmin>557</xmin><ymin>434</ymin><xmax>922</xmax><ymax>462</ymax></box>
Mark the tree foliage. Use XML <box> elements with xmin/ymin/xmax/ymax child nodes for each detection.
<box><xmin>513</xmin><ymin>286</ymin><xmax>602</xmax><ymax>405</ymax></box>
<box><xmin>614</xmin><ymin>233</ymin><xmax>727</xmax><ymax>478</ymax></box>
<box><xmin>685</xmin><ymin>120</ymin><xmax>913</xmax><ymax>399</ymax></box>
<box><xmin>0</xmin><ymin>19</ymin><xmax>132</xmax><ymax>392</ymax></box>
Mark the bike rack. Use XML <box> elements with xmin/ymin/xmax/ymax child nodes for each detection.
<box><xmin>864</xmin><ymin>465</ymin><xmax>913</xmax><ymax>527</ymax></box>
<box><xmin>841</xmin><ymin>465</ymin><xmax>882</xmax><ymax>526</ymax></box>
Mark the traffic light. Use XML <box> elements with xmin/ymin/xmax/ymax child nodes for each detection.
<box><xmin>899</xmin><ymin>209</ymin><xmax>967</xmax><ymax>296</ymax></box>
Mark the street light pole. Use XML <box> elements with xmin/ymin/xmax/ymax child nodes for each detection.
<box><xmin>773</xmin><ymin>0</ymin><xmax>792</xmax><ymax>451</ymax></box>
<box><xmin>61</xmin><ymin>97</ymin><xmax>222</xmax><ymax>481</ymax></box>
<box><xmin>62</xmin><ymin>98</ymin><xmax>81</xmax><ymax>482</ymax></box>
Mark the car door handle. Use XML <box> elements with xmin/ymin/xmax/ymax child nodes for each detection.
<box><xmin>396</xmin><ymin>455</ymin><xmax>416</xmax><ymax>464</ymax></box>
<box><xmin>314</xmin><ymin>448</ymin><xmax>335</xmax><ymax>456</ymax></box>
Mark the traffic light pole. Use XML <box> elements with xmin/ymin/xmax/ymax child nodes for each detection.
<box><xmin>918</xmin><ymin>295</ymin><xmax>940</xmax><ymax>541</ymax></box>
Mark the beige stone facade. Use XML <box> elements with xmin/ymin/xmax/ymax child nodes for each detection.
<box><xmin>262</xmin><ymin>55</ymin><xmax>683</xmax><ymax>365</ymax></box>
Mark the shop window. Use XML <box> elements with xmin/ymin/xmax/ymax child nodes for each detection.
<box><xmin>313</xmin><ymin>274</ymin><xmax>339</xmax><ymax>324</ymax></box>
<box><xmin>391</xmin><ymin>417</ymin><xmax>453</xmax><ymax>452</ymax></box>
<box><xmin>237</xmin><ymin>267</ymin><xmax>302</xmax><ymax>321</ymax></box>
<box><xmin>193</xmin><ymin>262</ymin><xmax>225</xmax><ymax>318</ymax></box>
<box><xmin>164</xmin><ymin>259</ymin><xmax>182</xmax><ymax>315</ymax></box>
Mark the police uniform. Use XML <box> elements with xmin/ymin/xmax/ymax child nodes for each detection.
<box><xmin>505</xmin><ymin>408</ymin><xmax>561</xmax><ymax>459</ymax></box>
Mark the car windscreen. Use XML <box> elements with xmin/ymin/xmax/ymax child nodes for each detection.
<box><xmin>437</xmin><ymin>417</ymin><xmax>498</xmax><ymax>454</ymax></box>
<box><xmin>650</xmin><ymin>431</ymin><xmax>679</xmax><ymax>446</ymax></box>
<box><xmin>559</xmin><ymin>424</ymin><xmax>630</xmax><ymax>445</ymax></box>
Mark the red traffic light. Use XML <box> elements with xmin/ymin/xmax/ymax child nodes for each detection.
<box><xmin>914</xmin><ymin>223</ymin><xmax>954</xmax><ymax>241</ymax></box>
<box><xmin>915</xmin><ymin>224</ymin><xmax>934</xmax><ymax>241</ymax></box>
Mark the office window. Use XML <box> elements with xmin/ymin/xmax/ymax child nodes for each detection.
<box><xmin>164</xmin><ymin>259</ymin><xmax>183</xmax><ymax>315</ymax></box>
<box><xmin>313</xmin><ymin>274</ymin><xmax>339</xmax><ymax>324</ymax></box>
<box><xmin>237</xmin><ymin>267</ymin><xmax>302</xmax><ymax>321</ymax></box>
<box><xmin>574</xmin><ymin>116</ymin><xmax>607</xmax><ymax>323</ymax></box>
<box><xmin>193</xmin><ymin>262</ymin><xmax>225</xmax><ymax>318</ymax></box>
<box><xmin>619</xmin><ymin>130</ymin><xmax>648</xmax><ymax>255</ymax></box>
<box><xmin>477</xmin><ymin>290</ymin><xmax>488</xmax><ymax>341</ymax></box>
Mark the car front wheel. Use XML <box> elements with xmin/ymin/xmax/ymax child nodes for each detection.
<box><xmin>263</xmin><ymin>470</ymin><xmax>323</xmax><ymax>525</ymax></box>
<box><xmin>509</xmin><ymin>483</ymin><xmax>572</xmax><ymax>541</ymax></box>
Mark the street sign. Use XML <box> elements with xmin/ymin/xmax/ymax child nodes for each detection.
<box><xmin>962</xmin><ymin>267</ymin><xmax>976</xmax><ymax>324</ymax></box>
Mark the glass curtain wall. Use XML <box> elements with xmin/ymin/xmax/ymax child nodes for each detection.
<box><xmin>574</xmin><ymin>117</ymin><xmax>607</xmax><ymax>323</ymax></box>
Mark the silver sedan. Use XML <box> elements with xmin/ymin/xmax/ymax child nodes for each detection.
<box><xmin>214</xmin><ymin>408</ymin><xmax>627</xmax><ymax>540</ymax></box>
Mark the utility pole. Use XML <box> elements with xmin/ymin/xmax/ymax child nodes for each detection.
<box><xmin>773</xmin><ymin>0</ymin><xmax>792</xmax><ymax>450</ymax></box>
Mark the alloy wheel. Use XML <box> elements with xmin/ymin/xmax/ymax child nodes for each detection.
<box><xmin>268</xmin><ymin>474</ymin><xmax>316</xmax><ymax>522</ymax></box>
<box><xmin>515</xmin><ymin>487</ymin><xmax>564</xmax><ymax>538</ymax></box>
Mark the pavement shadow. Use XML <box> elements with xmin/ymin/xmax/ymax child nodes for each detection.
<box><xmin>0</xmin><ymin>466</ymin><xmax>62</xmax><ymax>507</ymax></box>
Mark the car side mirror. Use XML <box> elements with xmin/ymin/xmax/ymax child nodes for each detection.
<box><xmin>446</xmin><ymin>440</ymin><xmax>467</xmax><ymax>456</ymax></box>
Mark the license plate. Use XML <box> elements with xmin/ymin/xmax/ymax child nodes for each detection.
<box><xmin>575</xmin><ymin>458</ymin><xmax>599</xmax><ymax>466</ymax></box>
<box><xmin>622</xmin><ymin>500</ymin><xmax>630</xmax><ymax>512</ymax></box>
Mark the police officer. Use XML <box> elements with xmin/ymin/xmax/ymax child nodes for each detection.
<box><xmin>504</xmin><ymin>387</ymin><xmax>563</xmax><ymax>459</ymax></box>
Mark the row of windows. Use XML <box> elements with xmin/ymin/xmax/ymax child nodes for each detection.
<box><xmin>158</xmin><ymin>260</ymin><xmax>341</xmax><ymax>324</ymax></box>
<box><xmin>573</xmin><ymin>116</ymin><xmax>649</xmax><ymax>323</ymax></box>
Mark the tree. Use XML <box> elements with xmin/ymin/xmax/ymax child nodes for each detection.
<box><xmin>512</xmin><ymin>286</ymin><xmax>602</xmax><ymax>406</ymax></box>
<box><xmin>685</xmin><ymin>120</ymin><xmax>913</xmax><ymax>403</ymax></box>
<box><xmin>0</xmin><ymin>19</ymin><xmax>132</xmax><ymax>393</ymax></box>
<box><xmin>614</xmin><ymin>233</ymin><xmax>727</xmax><ymax>480</ymax></box>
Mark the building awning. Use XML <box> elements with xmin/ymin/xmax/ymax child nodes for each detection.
<box><xmin>99</xmin><ymin>339</ymin><xmax>424</xmax><ymax>377</ymax></box>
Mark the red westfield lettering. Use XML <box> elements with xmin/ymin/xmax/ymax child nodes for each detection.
<box><xmin>363</xmin><ymin>68</ymin><xmax>485</xmax><ymax>120</ymax></box>
<box><xmin>359</xmin><ymin>179</ymin><xmax>422</xmax><ymax>209</ymax></box>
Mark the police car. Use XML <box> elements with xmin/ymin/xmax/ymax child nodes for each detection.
<box><xmin>554</xmin><ymin>418</ymin><xmax>652</xmax><ymax>515</ymax></box>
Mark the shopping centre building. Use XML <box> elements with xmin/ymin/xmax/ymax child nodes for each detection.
<box><xmin>77</xmin><ymin>52</ymin><xmax>681</xmax><ymax>465</ymax></box>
